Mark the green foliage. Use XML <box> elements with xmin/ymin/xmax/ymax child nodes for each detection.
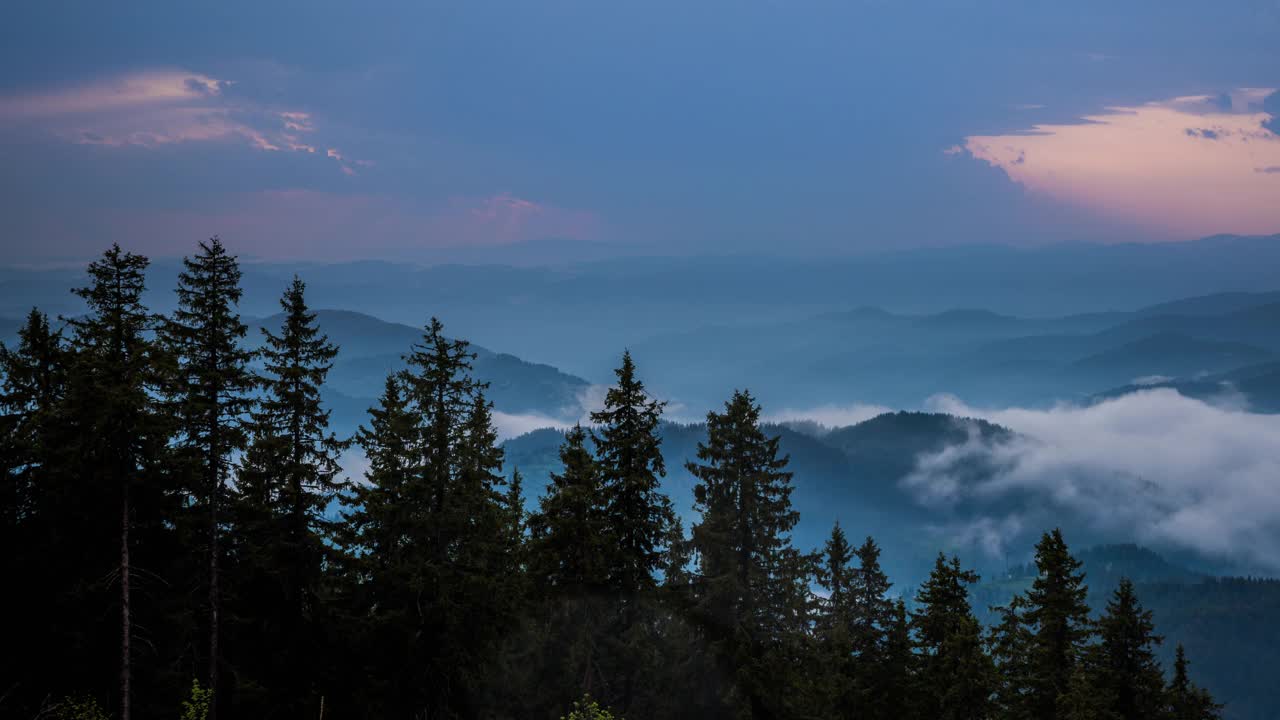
<box><xmin>562</xmin><ymin>694</ymin><xmax>621</xmax><ymax>720</ymax></box>
<box><xmin>179</xmin><ymin>679</ymin><xmax>214</xmax><ymax>720</ymax></box>
<box><xmin>56</xmin><ymin>696</ymin><xmax>110</xmax><ymax>720</ymax></box>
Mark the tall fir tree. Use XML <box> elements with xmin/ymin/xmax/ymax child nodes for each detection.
<box><xmin>850</xmin><ymin>536</ymin><xmax>895</xmax><ymax>720</ymax></box>
<box><xmin>591</xmin><ymin>350</ymin><xmax>674</xmax><ymax>598</ymax></box>
<box><xmin>590</xmin><ymin>352</ymin><xmax>676</xmax><ymax>713</ymax></box>
<box><xmin>231</xmin><ymin>277</ymin><xmax>347</xmax><ymax>718</ymax></box>
<box><xmin>1066</xmin><ymin>578</ymin><xmax>1167</xmax><ymax>720</ymax></box>
<box><xmin>911</xmin><ymin>554</ymin><xmax>995</xmax><ymax>720</ymax></box>
<box><xmin>64</xmin><ymin>245</ymin><xmax>177</xmax><ymax>720</ymax></box>
<box><xmin>341</xmin><ymin>317</ymin><xmax>511</xmax><ymax>718</ymax></box>
<box><xmin>686</xmin><ymin>389</ymin><xmax>812</xmax><ymax>719</ymax></box>
<box><xmin>815</xmin><ymin>522</ymin><xmax>857</xmax><ymax>718</ymax></box>
<box><xmin>163</xmin><ymin>237</ymin><xmax>254</xmax><ymax>718</ymax></box>
<box><xmin>1023</xmin><ymin>529</ymin><xmax>1093</xmax><ymax>720</ymax></box>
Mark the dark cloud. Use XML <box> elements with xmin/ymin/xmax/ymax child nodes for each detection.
<box><xmin>1185</xmin><ymin>127</ymin><xmax>1221</xmax><ymax>139</ymax></box>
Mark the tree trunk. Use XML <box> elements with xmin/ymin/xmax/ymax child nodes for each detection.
<box><xmin>120</xmin><ymin>484</ymin><xmax>131</xmax><ymax>720</ymax></box>
<box><xmin>208</xmin><ymin>476</ymin><xmax>220</xmax><ymax>720</ymax></box>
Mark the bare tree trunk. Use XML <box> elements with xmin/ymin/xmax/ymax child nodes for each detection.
<box><xmin>120</xmin><ymin>485</ymin><xmax>131</xmax><ymax>720</ymax></box>
<box><xmin>208</xmin><ymin>477</ymin><xmax>220</xmax><ymax>720</ymax></box>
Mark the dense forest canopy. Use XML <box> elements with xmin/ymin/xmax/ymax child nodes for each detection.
<box><xmin>0</xmin><ymin>242</ymin><xmax>1249</xmax><ymax>720</ymax></box>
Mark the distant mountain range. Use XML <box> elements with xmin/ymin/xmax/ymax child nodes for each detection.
<box><xmin>245</xmin><ymin>310</ymin><xmax>592</xmax><ymax>437</ymax></box>
<box><xmin>629</xmin><ymin>290</ymin><xmax>1280</xmax><ymax>412</ymax></box>
<box><xmin>5</xmin><ymin>233</ymin><xmax>1280</xmax><ymax>381</ymax></box>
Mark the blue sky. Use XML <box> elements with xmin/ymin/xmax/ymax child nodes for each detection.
<box><xmin>1</xmin><ymin>0</ymin><xmax>1278</xmax><ymax>262</ymax></box>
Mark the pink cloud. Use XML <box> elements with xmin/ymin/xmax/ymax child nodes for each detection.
<box><xmin>0</xmin><ymin>70</ymin><xmax>227</xmax><ymax>119</ymax></box>
<box><xmin>961</xmin><ymin>88</ymin><xmax>1280</xmax><ymax>238</ymax></box>
<box><xmin>0</xmin><ymin>69</ymin><xmax>368</xmax><ymax>174</ymax></box>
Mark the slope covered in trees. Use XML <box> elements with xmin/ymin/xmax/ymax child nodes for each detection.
<box><xmin>0</xmin><ymin>242</ymin><xmax>1249</xmax><ymax>720</ymax></box>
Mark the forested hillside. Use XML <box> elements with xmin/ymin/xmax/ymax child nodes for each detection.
<box><xmin>0</xmin><ymin>242</ymin><xmax>1247</xmax><ymax>719</ymax></box>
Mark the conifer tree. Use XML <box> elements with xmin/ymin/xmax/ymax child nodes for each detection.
<box><xmin>880</xmin><ymin>598</ymin><xmax>918</xmax><ymax>720</ymax></box>
<box><xmin>1068</xmin><ymin>579</ymin><xmax>1167</xmax><ymax>720</ymax></box>
<box><xmin>989</xmin><ymin>595</ymin><xmax>1033</xmax><ymax>720</ymax></box>
<box><xmin>64</xmin><ymin>245</ymin><xmax>176</xmax><ymax>720</ymax></box>
<box><xmin>589</xmin><ymin>352</ymin><xmax>676</xmax><ymax>713</ymax></box>
<box><xmin>1166</xmin><ymin>644</ymin><xmax>1222</xmax><ymax>720</ymax></box>
<box><xmin>815</xmin><ymin>522</ymin><xmax>856</xmax><ymax>717</ymax></box>
<box><xmin>686</xmin><ymin>389</ymin><xmax>810</xmax><ymax>718</ymax></box>
<box><xmin>850</xmin><ymin>536</ymin><xmax>895</xmax><ymax>720</ymax></box>
<box><xmin>911</xmin><ymin>554</ymin><xmax>995</xmax><ymax>720</ymax></box>
<box><xmin>232</xmin><ymin>277</ymin><xmax>347</xmax><ymax>717</ymax></box>
<box><xmin>341</xmin><ymin>317</ymin><xmax>510</xmax><ymax>718</ymax></box>
<box><xmin>1023</xmin><ymin>529</ymin><xmax>1092</xmax><ymax>720</ymax></box>
<box><xmin>0</xmin><ymin>309</ymin><xmax>65</xmax><ymax>546</ymax></box>
<box><xmin>529</xmin><ymin>425</ymin><xmax>609</xmax><ymax>592</ymax></box>
<box><xmin>163</xmin><ymin>237</ymin><xmax>254</xmax><ymax>717</ymax></box>
<box><xmin>0</xmin><ymin>308</ymin><xmax>67</xmax><ymax>714</ymax></box>
<box><xmin>592</xmin><ymin>350</ymin><xmax>674</xmax><ymax>598</ymax></box>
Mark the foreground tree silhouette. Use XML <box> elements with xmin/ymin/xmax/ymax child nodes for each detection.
<box><xmin>340</xmin><ymin>318</ymin><xmax>512</xmax><ymax>717</ymax></box>
<box><xmin>1024</xmin><ymin>529</ymin><xmax>1093</xmax><ymax>720</ymax></box>
<box><xmin>0</xmin><ymin>308</ymin><xmax>66</xmax><ymax>712</ymax></box>
<box><xmin>1066</xmin><ymin>578</ymin><xmax>1168</xmax><ymax>720</ymax></box>
<box><xmin>65</xmin><ymin>246</ymin><xmax>175</xmax><ymax>720</ymax></box>
<box><xmin>232</xmin><ymin>277</ymin><xmax>347</xmax><ymax>717</ymax></box>
<box><xmin>912</xmin><ymin>554</ymin><xmax>995</xmax><ymax>720</ymax></box>
<box><xmin>163</xmin><ymin>237</ymin><xmax>253</xmax><ymax>718</ymax></box>
<box><xmin>590</xmin><ymin>351</ymin><xmax>675</xmax><ymax>709</ymax></box>
<box><xmin>687</xmin><ymin>389</ymin><xmax>811</xmax><ymax>718</ymax></box>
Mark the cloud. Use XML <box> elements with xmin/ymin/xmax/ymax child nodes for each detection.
<box><xmin>764</xmin><ymin>402</ymin><xmax>893</xmax><ymax>431</ymax></box>
<box><xmin>961</xmin><ymin>88</ymin><xmax>1280</xmax><ymax>238</ymax></box>
<box><xmin>0</xmin><ymin>69</ymin><xmax>368</xmax><ymax>175</ymax></box>
<box><xmin>903</xmin><ymin>390</ymin><xmax>1280</xmax><ymax>572</ymax></box>
<box><xmin>489</xmin><ymin>384</ymin><xmax>610</xmax><ymax>441</ymax></box>
<box><xmin>0</xmin><ymin>70</ymin><xmax>228</xmax><ymax>118</ymax></box>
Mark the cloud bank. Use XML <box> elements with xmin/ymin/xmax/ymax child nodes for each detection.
<box><xmin>906</xmin><ymin>390</ymin><xmax>1280</xmax><ymax>572</ymax></box>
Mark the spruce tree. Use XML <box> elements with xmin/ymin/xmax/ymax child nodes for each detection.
<box><xmin>989</xmin><ymin>595</ymin><xmax>1033</xmax><ymax>720</ymax></box>
<box><xmin>686</xmin><ymin>389</ymin><xmax>811</xmax><ymax>718</ymax></box>
<box><xmin>1166</xmin><ymin>644</ymin><xmax>1222</xmax><ymax>720</ymax></box>
<box><xmin>591</xmin><ymin>350</ymin><xmax>674</xmax><ymax>598</ymax></box>
<box><xmin>1068</xmin><ymin>579</ymin><xmax>1167</xmax><ymax>720</ymax></box>
<box><xmin>911</xmin><ymin>554</ymin><xmax>995</xmax><ymax>720</ymax></box>
<box><xmin>163</xmin><ymin>237</ymin><xmax>254</xmax><ymax>718</ymax></box>
<box><xmin>341</xmin><ymin>317</ymin><xmax>510</xmax><ymax>718</ymax></box>
<box><xmin>590</xmin><ymin>351</ymin><xmax>676</xmax><ymax>713</ymax></box>
<box><xmin>528</xmin><ymin>425</ymin><xmax>609</xmax><ymax>592</ymax></box>
<box><xmin>232</xmin><ymin>277</ymin><xmax>347</xmax><ymax>717</ymax></box>
<box><xmin>880</xmin><ymin>598</ymin><xmax>918</xmax><ymax>720</ymax></box>
<box><xmin>850</xmin><ymin>536</ymin><xmax>895</xmax><ymax>720</ymax></box>
<box><xmin>1023</xmin><ymin>529</ymin><xmax>1092</xmax><ymax>720</ymax></box>
<box><xmin>815</xmin><ymin>522</ymin><xmax>856</xmax><ymax>718</ymax></box>
<box><xmin>64</xmin><ymin>245</ymin><xmax>177</xmax><ymax>720</ymax></box>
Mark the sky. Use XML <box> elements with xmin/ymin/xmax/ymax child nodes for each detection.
<box><xmin>1</xmin><ymin>0</ymin><xmax>1278</xmax><ymax>263</ymax></box>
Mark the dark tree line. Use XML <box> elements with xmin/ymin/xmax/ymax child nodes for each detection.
<box><xmin>1</xmin><ymin>242</ymin><xmax>1222</xmax><ymax>720</ymax></box>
